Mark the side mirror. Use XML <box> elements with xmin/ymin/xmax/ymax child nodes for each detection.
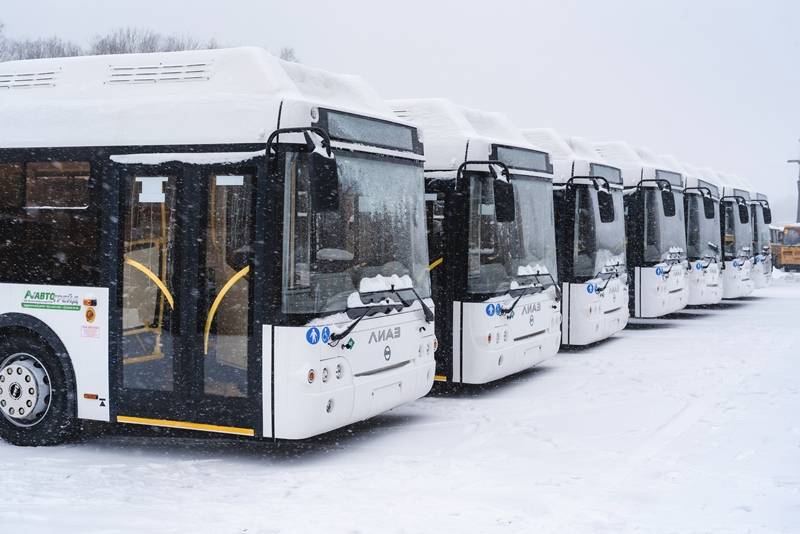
<box><xmin>738</xmin><ymin>203</ymin><xmax>749</xmax><ymax>224</ymax></box>
<box><xmin>493</xmin><ymin>179</ymin><xmax>516</xmax><ymax>223</ymax></box>
<box><xmin>702</xmin><ymin>196</ymin><xmax>715</xmax><ymax>219</ymax></box>
<box><xmin>597</xmin><ymin>189</ymin><xmax>615</xmax><ymax>223</ymax></box>
<box><xmin>661</xmin><ymin>190</ymin><xmax>676</xmax><ymax>217</ymax></box>
<box><xmin>305</xmin><ymin>132</ymin><xmax>340</xmax><ymax>213</ymax></box>
<box><xmin>763</xmin><ymin>207</ymin><xmax>772</xmax><ymax>224</ymax></box>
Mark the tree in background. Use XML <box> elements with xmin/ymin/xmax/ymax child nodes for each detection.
<box><xmin>89</xmin><ymin>27</ymin><xmax>218</xmax><ymax>55</ymax></box>
<box><xmin>0</xmin><ymin>21</ymin><xmax>295</xmax><ymax>61</ymax></box>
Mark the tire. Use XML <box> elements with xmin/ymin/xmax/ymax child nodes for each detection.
<box><xmin>0</xmin><ymin>334</ymin><xmax>77</xmax><ymax>446</ymax></box>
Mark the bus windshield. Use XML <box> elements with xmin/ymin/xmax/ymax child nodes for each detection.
<box><xmin>467</xmin><ymin>174</ymin><xmax>557</xmax><ymax>295</ymax></box>
<box><xmin>282</xmin><ymin>150</ymin><xmax>430</xmax><ymax>315</ymax></box>
<box><xmin>686</xmin><ymin>194</ymin><xmax>721</xmax><ymax>260</ymax></box>
<box><xmin>723</xmin><ymin>201</ymin><xmax>752</xmax><ymax>259</ymax></box>
<box><xmin>643</xmin><ymin>187</ymin><xmax>687</xmax><ymax>263</ymax></box>
<box><xmin>573</xmin><ymin>186</ymin><xmax>626</xmax><ymax>278</ymax></box>
<box><xmin>784</xmin><ymin>227</ymin><xmax>800</xmax><ymax>246</ymax></box>
<box><xmin>753</xmin><ymin>205</ymin><xmax>771</xmax><ymax>252</ymax></box>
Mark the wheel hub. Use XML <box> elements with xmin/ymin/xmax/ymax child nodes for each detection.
<box><xmin>0</xmin><ymin>354</ymin><xmax>51</xmax><ymax>427</ymax></box>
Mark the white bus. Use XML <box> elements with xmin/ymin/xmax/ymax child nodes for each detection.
<box><xmin>663</xmin><ymin>159</ymin><xmax>723</xmax><ymax>306</ymax></box>
<box><xmin>716</xmin><ymin>174</ymin><xmax>756</xmax><ymax>299</ymax></box>
<box><xmin>391</xmin><ymin>99</ymin><xmax>561</xmax><ymax>384</ymax></box>
<box><xmin>0</xmin><ymin>48</ymin><xmax>436</xmax><ymax>446</ymax></box>
<box><xmin>749</xmin><ymin>192</ymin><xmax>773</xmax><ymax>289</ymax></box>
<box><xmin>594</xmin><ymin>142</ymin><xmax>689</xmax><ymax>318</ymax></box>
<box><xmin>522</xmin><ymin>129</ymin><xmax>629</xmax><ymax>346</ymax></box>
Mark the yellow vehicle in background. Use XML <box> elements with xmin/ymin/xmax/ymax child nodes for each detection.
<box><xmin>773</xmin><ymin>224</ymin><xmax>800</xmax><ymax>271</ymax></box>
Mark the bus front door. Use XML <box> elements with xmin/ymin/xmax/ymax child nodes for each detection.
<box><xmin>111</xmin><ymin>160</ymin><xmax>263</xmax><ymax>437</ymax></box>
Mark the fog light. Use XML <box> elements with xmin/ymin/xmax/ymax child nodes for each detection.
<box><xmin>322</xmin><ymin>367</ymin><xmax>329</xmax><ymax>383</ymax></box>
<box><xmin>487</xmin><ymin>333</ymin><xmax>492</xmax><ymax>344</ymax></box>
<box><xmin>433</xmin><ymin>338</ymin><xmax>438</xmax><ymax>350</ymax></box>
<box><xmin>307</xmin><ymin>369</ymin><xmax>316</xmax><ymax>383</ymax></box>
<box><xmin>498</xmin><ymin>355</ymin><xmax>503</xmax><ymax>366</ymax></box>
<box><xmin>335</xmin><ymin>364</ymin><xmax>343</xmax><ymax>380</ymax></box>
<box><xmin>326</xmin><ymin>399</ymin><xmax>334</xmax><ymax>413</ymax></box>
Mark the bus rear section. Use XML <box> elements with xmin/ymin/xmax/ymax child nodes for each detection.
<box><xmin>0</xmin><ymin>48</ymin><xmax>435</xmax><ymax>445</ymax></box>
<box><xmin>392</xmin><ymin>99</ymin><xmax>561</xmax><ymax>385</ymax></box>
<box><xmin>523</xmin><ymin>130</ymin><xmax>628</xmax><ymax>346</ymax></box>
<box><xmin>776</xmin><ymin>224</ymin><xmax>800</xmax><ymax>271</ymax></box>
<box><xmin>594</xmin><ymin>143</ymin><xmax>688</xmax><ymax>319</ymax></box>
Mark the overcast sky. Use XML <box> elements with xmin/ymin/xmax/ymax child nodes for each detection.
<box><xmin>3</xmin><ymin>0</ymin><xmax>800</xmax><ymax>220</ymax></box>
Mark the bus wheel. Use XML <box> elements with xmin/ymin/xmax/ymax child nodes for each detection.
<box><xmin>0</xmin><ymin>335</ymin><xmax>77</xmax><ymax>446</ymax></box>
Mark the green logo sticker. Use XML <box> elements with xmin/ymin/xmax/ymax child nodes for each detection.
<box><xmin>22</xmin><ymin>290</ymin><xmax>81</xmax><ymax>311</ymax></box>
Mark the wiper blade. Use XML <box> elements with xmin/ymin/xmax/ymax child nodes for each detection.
<box><xmin>500</xmin><ymin>283</ymin><xmax>543</xmax><ymax>316</ymax></box>
<box><xmin>392</xmin><ymin>285</ymin><xmax>434</xmax><ymax>323</ymax></box>
<box><xmin>529</xmin><ymin>272</ymin><xmax>562</xmax><ymax>300</ymax></box>
<box><xmin>328</xmin><ymin>306</ymin><xmax>372</xmax><ymax>346</ymax></box>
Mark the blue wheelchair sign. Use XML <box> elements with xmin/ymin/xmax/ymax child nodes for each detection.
<box><xmin>321</xmin><ymin>326</ymin><xmax>331</xmax><ymax>343</ymax></box>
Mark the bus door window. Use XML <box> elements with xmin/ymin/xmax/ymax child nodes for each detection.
<box><xmin>122</xmin><ymin>175</ymin><xmax>178</xmax><ymax>391</ymax></box>
<box><xmin>425</xmin><ymin>192</ymin><xmax>445</xmax><ymax>260</ymax></box>
<box><xmin>202</xmin><ymin>173</ymin><xmax>254</xmax><ymax>398</ymax></box>
<box><xmin>573</xmin><ymin>187</ymin><xmax>596</xmax><ymax>277</ymax></box>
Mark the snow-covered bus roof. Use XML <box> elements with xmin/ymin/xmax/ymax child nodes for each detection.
<box><xmin>593</xmin><ymin>141</ymin><xmax>683</xmax><ymax>189</ymax></box>
<box><xmin>717</xmin><ymin>172</ymin><xmax>753</xmax><ymax>201</ymax></box>
<box><xmin>521</xmin><ymin>128</ymin><xmax>622</xmax><ymax>186</ymax></box>
<box><xmin>0</xmin><ymin>47</ymin><xmax>414</xmax><ymax>149</ymax></box>
<box><xmin>389</xmin><ymin>98</ymin><xmax>552</xmax><ymax>177</ymax></box>
<box><xmin>681</xmin><ymin>162</ymin><xmax>722</xmax><ymax>199</ymax></box>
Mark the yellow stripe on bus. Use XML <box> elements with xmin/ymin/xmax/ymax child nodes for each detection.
<box><xmin>204</xmin><ymin>265</ymin><xmax>250</xmax><ymax>354</ymax></box>
<box><xmin>428</xmin><ymin>257</ymin><xmax>443</xmax><ymax>271</ymax></box>
<box><xmin>434</xmin><ymin>375</ymin><xmax>448</xmax><ymax>382</ymax></box>
<box><xmin>117</xmin><ymin>415</ymin><xmax>255</xmax><ymax>437</ymax></box>
<box><xmin>124</xmin><ymin>258</ymin><xmax>175</xmax><ymax>310</ymax></box>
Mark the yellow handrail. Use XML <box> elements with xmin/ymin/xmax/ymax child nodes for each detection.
<box><xmin>124</xmin><ymin>258</ymin><xmax>174</xmax><ymax>310</ymax></box>
<box><xmin>204</xmin><ymin>265</ymin><xmax>250</xmax><ymax>354</ymax></box>
<box><xmin>428</xmin><ymin>257</ymin><xmax>444</xmax><ymax>271</ymax></box>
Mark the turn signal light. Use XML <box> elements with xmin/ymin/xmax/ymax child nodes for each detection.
<box><xmin>307</xmin><ymin>369</ymin><xmax>316</xmax><ymax>383</ymax></box>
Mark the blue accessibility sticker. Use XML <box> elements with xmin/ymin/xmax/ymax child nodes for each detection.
<box><xmin>306</xmin><ymin>327</ymin><xmax>320</xmax><ymax>345</ymax></box>
<box><xmin>696</xmin><ymin>261</ymin><xmax>703</xmax><ymax>271</ymax></box>
<box><xmin>655</xmin><ymin>266</ymin><xmax>664</xmax><ymax>276</ymax></box>
<box><xmin>321</xmin><ymin>326</ymin><xmax>331</xmax><ymax>343</ymax></box>
<box><xmin>495</xmin><ymin>303</ymin><xmax>503</xmax><ymax>315</ymax></box>
<box><xmin>732</xmin><ymin>259</ymin><xmax>740</xmax><ymax>268</ymax></box>
<box><xmin>586</xmin><ymin>283</ymin><xmax>595</xmax><ymax>294</ymax></box>
<box><xmin>486</xmin><ymin>304</ymin><xmax>495</xmax><ymax>317</ymax></box>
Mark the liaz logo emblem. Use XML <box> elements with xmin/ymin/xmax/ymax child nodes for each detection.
<box><xmin>369</xmin><ymin>327</ymin><xmax>400</xmax><ymax>344</ymax></box>
<box><xmin>521</xmin><ymin>302</ymin><xmax>541</xmax><ymax>314</ymax></box>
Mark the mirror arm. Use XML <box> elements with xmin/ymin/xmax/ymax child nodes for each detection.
<box><xmin>266</xmin><ymin>126</ymin><xmax>333</xmax><ymax>158</ymax></box>
<box><xmin>565</xmin><ymin>176</ymin><xmax>609</xmax><ymax>191</ymax></box>
<box><xmin>635</xmin><ymin>178</ymin><xmax>672</xmax><ymax>192</ymax></box>
<box><xmin>456</xmin><ymin>160</ymin><xmax>511</xmax><ymax>186</ymax></box>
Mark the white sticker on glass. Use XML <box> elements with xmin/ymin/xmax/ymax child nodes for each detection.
<box><xmin>136</xmin><ymin>176</ymin><xmax>169</xmax><ymax>203</ymax></box>
<box><xmin>216</xmin><ymin>175</ymin><xmax>245</xmax><ymax>186</ymax></box>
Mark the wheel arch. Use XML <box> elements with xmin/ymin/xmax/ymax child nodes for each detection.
<box><xmin>0</xmin><ymin>313</ymin><xmax>78</xmax><ymax>408</ymax></box>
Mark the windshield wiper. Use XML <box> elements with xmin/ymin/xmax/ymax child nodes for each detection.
<box><xmin>528</xmin><ymin>272</ymin><xmax>562</xmax><ymax>300</ymax></box>
<box><xmin>392</xmin><ymin>285</ymin><xmax>434</xmax><ymax>323</ymax></box>
<box><xmin>500</xmin><ymin>283</ymin><xmax>544</xmax><ymax>316</ymax></box>
<box><xmin>328</xmin><ymin>306</ymin><xmax>372</xmax><ymax>346</ymax></box>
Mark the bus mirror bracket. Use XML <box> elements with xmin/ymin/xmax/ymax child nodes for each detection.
<box><xmin>267</xmin><ymin>126</ymin><xmax>340</xmax><ymax>213</ymax></box>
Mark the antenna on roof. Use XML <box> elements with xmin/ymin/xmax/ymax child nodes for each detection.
<box><xmin>788</xmin><ymin>138</ymin><xmax>800</xmax><ymax>223</ymax></box>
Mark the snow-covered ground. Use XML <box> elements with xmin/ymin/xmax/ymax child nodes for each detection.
<box><xmin>2</xmin><ymin>279</ymin><xmax>800</xmax><ymax>534</ymax></box>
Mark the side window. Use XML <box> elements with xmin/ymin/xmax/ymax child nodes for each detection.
<box><xmin>1</xmin><ymin>161</ymin><xmax>98</xmax><ymax>285</ymax></box>
<box><xmin>425</xmin><ymin>192</ymin><xmax>445</xmax><ymax>259</ymax></box>
<box><xmin>0</xmin><ymin>164</ymin><xmax>24</xmax><ymax>211</ymax></box>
